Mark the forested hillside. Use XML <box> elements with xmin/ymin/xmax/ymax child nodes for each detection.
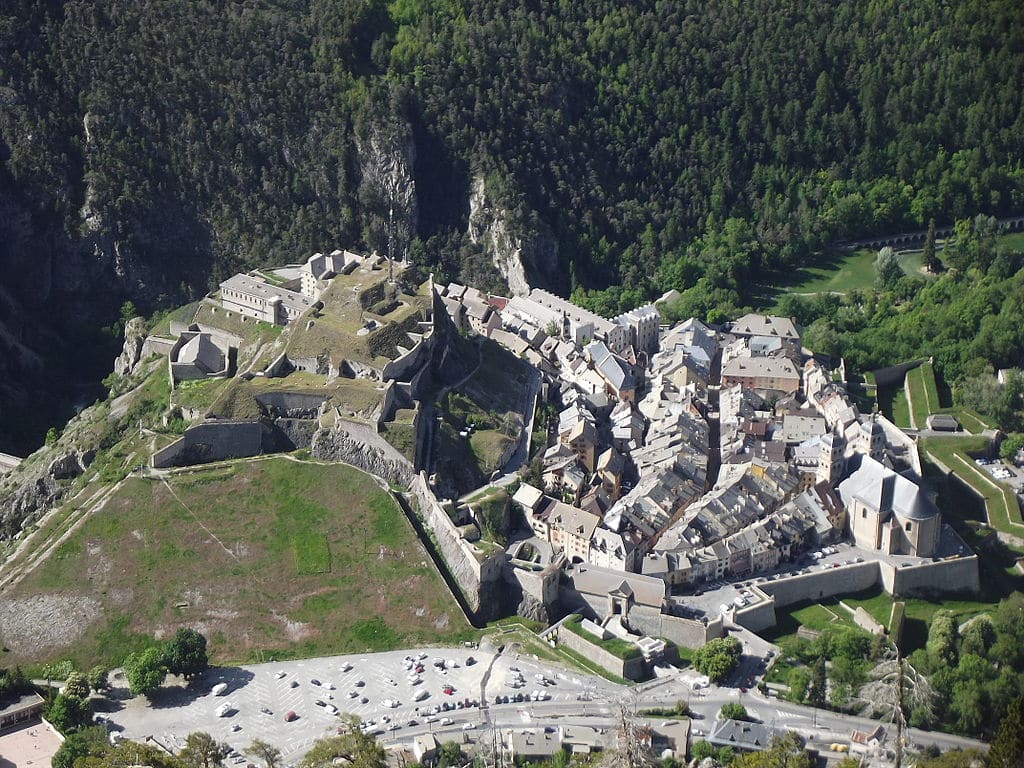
<box><xmin>1</xmin><ymin>0</ymin><xmax>1022</xmax><ymax>451</ymax></box>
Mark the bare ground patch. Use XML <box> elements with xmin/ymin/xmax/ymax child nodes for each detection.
<box><xmin>0</xmin><ymin>593</ymin><xmax>102</xmax><ymax>654</ymax></box>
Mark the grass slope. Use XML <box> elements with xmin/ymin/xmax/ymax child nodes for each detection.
<box><xmin>905</xmin><ymin>362</ymin><xmax>939</xmax><ymax>427</ymax></box>
<box><xmin>920</xmin><ymin>437</ymin><xmax>1024</xmax><ymax>535</ymax></box>
<box><xmin>0</xmin><ymin>458</ymin><xmax>472</xmax><ymax>668</ymax></box>
<box><xmin>755</xmin><ymin>247</ymin><xmax>928</xmax><ymax>307</ymax></box>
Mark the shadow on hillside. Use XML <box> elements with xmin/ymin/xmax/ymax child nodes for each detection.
<box><xmin>146</xmin><ymin>666</ymin><xmax>256</xmax><ymax>710</ymax></box>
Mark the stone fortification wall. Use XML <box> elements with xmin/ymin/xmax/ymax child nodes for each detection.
<box><xmin>406</xmin><ymin>472</ymin><xmax>505</xmax><ymax>622</ymax></box>
<box><xmin>880</xmin><ymin>556</ymin><xmax>980</xmax><ymax>597</ymax></box>
<box><xmin>311</xmin><ymin>414</ymin><xmax>414</xmax><ymax>487</ymax></box>
<box><xmin>271</xmin><ymin>418</ymin><xmax>317</xmax><ymax>450</ymax></box>
<box><xmin>560</xmin><ymin>587</ymin><xmax>606</xmax><ymax>621</ymax></box>
<box><xmin>382</xmin><ymin>333</ymin><xmax>434</xmax><ymax>383</ymax></box>
<box><xmin>628</xmin><ymin>605</ymin><xmax>726</xmax><ymax>648</ymax></box>
<box><xmin>186</xmin><ymin>322</ymin><xmax>244</xmax><ymax>351</ymax></box>
<box><xmin>876</xmin><ymin>414</ymin><xmax>922</xmax><ymax>475</ymax></box>
<box><xmin>757</xmin><ymin>562</ymin><xmax>881</xmax><ymax>607</ymax></box>
<box><xmin>508</xmin><ymin>564</ymin><xmax>559</xmax><ymax>624</ymax></box>
<box><xmin>554</xmin><ymin>621</ymin><xmax>647</xmax><ymax>681</ymax></box>
<box><xmin>255</xmin><ymin>392</ymin><xmax>327</xmax><ymax>419</ymax></box>
<box><xmin>142</xmin><ymin>335</ymin><xmax>177</xmax><ymax>359</ymax></box>
<box><xmin>733</xmin><ymin>595</ymin><xmax>778</xmax><ymax>633</ymax></box>
<box><xmin>152</xmin><ymin>420</ymin><xmax>263</xmax><ymax>468</ymax></box>
<box><xmin>262</xmin><ymin>352</ymin><xmax>293</xmax><ymax>378</ymax></box>
<box><xmin>379</xmin><ymin>381</ymin><xmax>398</xmax><ymax>425</ymax></box>
<box><xmin>871</xmin><ymin>359</ymin><xmax>926</xmax><ymax>388</ymax></box>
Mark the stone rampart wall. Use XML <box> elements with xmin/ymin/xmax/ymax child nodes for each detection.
<box><xmin>733</xmin><ymin>596</ymin><xmax>778</xmax><ymax>633</ymax></box>
<box><xmin>262</xmin><ymin>352</ymin><xmax>293</xmax><ymax>378</ymax></box>
<box><xmin>757</xmin><ymin>562</ymin><xmax>881</xmax><ymax>606</ymax></box>
<box><xmin>189</xmin><ymin>323</ymin><xmax>243</xmax><ymax>350</ymax></box>
<box><xmin>554</xmin><ymin>622</ymin><xmax>646</xmax><ymax>681</ymax></box>
<box><xmin>152</xmin><ymin>420</ymin><xmax>263</xmax><ymax>468</ymax></box>
<box><xmin>407</xmin><ymin>472</ymin><xmax>505</xmax><ymax>622</ymax></box>
<box><xmin>142</xmin><ymin>336</ymin><xmax>177</xmax><ymax>358</ymax></box>
<box><xmin>628</xmin><ymin>605</ymin><xmax>726</xmax><ymax>648</ymax></box>
<box><xmin>881</xmin><ymin>556</ymin><xmax>980</xmax><ymax>597</ymax></box>
<box><xmin>383</xmin><ymin>332</ymin><xmax>434</xmax><ymax>383</ymax></box>
<box><xmin>508</xmin><ymin>565</ymin><xmax>559</xmax><ymax>624</ymax></box>
<box><xmin>255</xmin><ymin>392</ymin><xmax>327</xmax><ymax>419</ymax></box>
<box><xmin>871</xmin><ymin>359</ymin><xmax>926</xmax><ymax>388</ymax></box>
<box><xmin>876</xmin><ymin>414</ymin><xmax>922</xmax><ymax>475</ymax></box>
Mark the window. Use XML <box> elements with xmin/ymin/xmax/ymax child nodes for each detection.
<box><xmin>862</xmin><ymin>510</ymin><xmax>867</xmax><ymax>518</ymax></box>
<box><xmin>905</xmin><ymin>522</ymin><xmax>912</xmax><ymax>532</ymax></box>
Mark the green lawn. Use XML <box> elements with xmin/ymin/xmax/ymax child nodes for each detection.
<box><xmin>761</xmin><ymin>601</ymin><xmax>855</xmax><ymax>644</ymax></box>
<box><xmin>841</xmin><ymin>587</ymin><xmax>1000</xmax><ymax>654</ymax></box>
<box><xmin>905</xmin><ymin>362</ymin><xmax>939</xmax><ymax>427</ymax></box>
<box><xmin>877</xmin><ymin>385</ymin><xmax>911</xmax><ymax>428</ymax></box>
<box><xmin>765</xmin><ymin>586</ymin><xmax>1001</xmax><ymax>656</ymax></box>
<box><xmin>766</xmin><ymin>247</ymin><xmax>927</xmax><ymax>300</ymax></box>
<box><xmin>997</xmin><ymin>232</ymin><xmax>1024</xmax><ymax>251</ymax></box>
<box><xmin>0</xmin><ymin>458</ymin><xmax>474</xmax><ymax>668</ymax></box>
<box><xmin>563</xmin><ymin>614</ymin><xmax>642</xmax><ymax>659</ymax></box>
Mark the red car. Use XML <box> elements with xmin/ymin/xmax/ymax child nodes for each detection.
<box><xmin>443</xmin><ymin>685</ymin><xmax>455</xmax><ymax>695</ymax></box>
<box><xmin>284</xmin><ymin>710</ymin><xmax>298</xmax><ymax>722</ymax></box>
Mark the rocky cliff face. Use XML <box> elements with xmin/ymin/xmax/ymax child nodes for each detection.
<box><xmin>356</xmin><ymin>120</ymin><xmax>418</xmax><ymax>261</ymax></box>
<box><xmin>467</xmin><ymin>175</ymin><xmax>560</xmax><ymax>296</ymax></box>
<box><xmin>0</xmin><ymin>405</ymin><xmax>101</xmax><ymax>542</ymax></box>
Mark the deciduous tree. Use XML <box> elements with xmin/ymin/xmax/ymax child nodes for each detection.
<box><xmin>123</xmin><ymin>647</ymin><xmax>167</xmax><ymax>697</ymax></box>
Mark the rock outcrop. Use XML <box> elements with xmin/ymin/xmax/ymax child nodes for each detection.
<box><xmin>467</xmin><ymin>174</ymin><xmax>561</xmax><ymax>296</ymax></box>
<box><xmin>112</xmin><ymin>317</ymin><xmax>148</xmax><ymax>377</ymax></box>
<box><xmin>310</xmin><ymin>417</ymin><xmax>414</xmax><ymax>488</ymax></box>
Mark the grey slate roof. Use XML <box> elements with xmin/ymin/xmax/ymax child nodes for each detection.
<box><xmin>838</xmin><ymin>455</ymin><xmax>938</xmax><ymax>521</ymax></box>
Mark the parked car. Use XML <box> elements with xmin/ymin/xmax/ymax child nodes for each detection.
<box><xmin>284</xmin><ymin>711</ymin><xmax>298</xmax><ymax>722</ymax></box>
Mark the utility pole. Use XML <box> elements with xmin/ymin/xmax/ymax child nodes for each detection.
<box><xmin>894</xmin><ymin>655</ymin><xmax>905</xmax><ymax>768</ymax></box>
<box><xmin>388</xmin><ymin>206</ymin><xmax>395</xmax><ymax>284</ymax></box>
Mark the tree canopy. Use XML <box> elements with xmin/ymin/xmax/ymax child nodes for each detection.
<box><xmin>692</xmin><ymin>637</ymin><xmax>742</xmax><ymax>682</ymax></box>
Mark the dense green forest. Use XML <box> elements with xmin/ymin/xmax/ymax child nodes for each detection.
<box><xmin>1</xmin><ymin>0</ymin><xmax>1023</xmax><ymax>449</ymax></box>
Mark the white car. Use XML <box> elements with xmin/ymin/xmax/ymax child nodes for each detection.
<box><xmin>340</xmin><ymin>662</ymin><xmax>353</xmax><ymax>672</ymax></box>
<box><xmin>325</xmin><ymin>704</ymin><xmax>338</xmax><ymax>715</ymax></box>
<box><xmin>211</xmin><ymin>682</ymin><xmax>228</xmax><ymax>696</ymax></box>
<box><xmin>215</xmin><ymin>702</ymin><xmax>232</xmax><ymax>717</ymax></box>
<box><xmin>275</xmin><ymin>670</ymin><xmax>287</xmax><ymax>679</ymax></box>
<box><xmin>440</xmin><ymin>717</ymin><xmax>454</xmax><ymax>725</ymax></box>
<box><xmin>425</xmin><ymin>715</ymin><xmax>439</xmax><ymax>723</ymax></box>
<box><xmin>462</xmin><ymin>722</ymin><xmax>476</xmax><ymax>730</ymax></box>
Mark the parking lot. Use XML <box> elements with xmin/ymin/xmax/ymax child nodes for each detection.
<box><xmin>671</xmin><ymin>536</ymin><xmax>966</xmax><ymax>623</ymax></box>
<box><xmin>104</xmin><ymin>645</ymin><xmax>621</xmax><ymax>763</ymax></box>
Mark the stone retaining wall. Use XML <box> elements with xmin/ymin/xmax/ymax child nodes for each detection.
<box><xmin>757</xmin><ymin>562</ymin><xmax>882</xmax><ymax>606</ymax></box>
<box><xmin>554</xmin><ymin>621</ymin><xmax>647</xmax><ymax>681</ymax></box>
<box><xmin>880</xmin><ymin>556</ymin><xmax>980</xmax><ymax>597</ymax></box>
<box><xmin>407</xmin><ymin>472</ymin><xmax>505</xmax><ymax>622</ymax></box>
<box><xmin>152</xmin><ymin>420</ymin><xmax>263</xmax><ymax>468</ymax></box>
